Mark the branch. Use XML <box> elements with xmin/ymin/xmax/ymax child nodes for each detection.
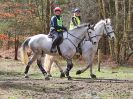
<box><xmin>126</xmin><ymin>51</ymin><xmax>133</xmax><ymax>61</ymax></box>
<box><xmin>129</xmin><ymin>42</ymin><xmax>133</xmax><ymax>50</ymax></box>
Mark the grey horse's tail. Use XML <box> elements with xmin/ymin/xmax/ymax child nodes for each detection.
<box><xmin>20</xmin><ymin>37</ymin><xmax>31</xmax><ymax>64</ymax></box>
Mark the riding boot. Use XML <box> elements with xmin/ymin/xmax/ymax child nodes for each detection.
<box><xmin>50</xmin><ymin>38</ymin><xmax>58</xmax><ymax>53</ymax></box>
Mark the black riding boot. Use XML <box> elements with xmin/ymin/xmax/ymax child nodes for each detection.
<box><xmin>51</xmin><ymin>38</ymin><xmax>58</xmax><ymax>53</ymax></box>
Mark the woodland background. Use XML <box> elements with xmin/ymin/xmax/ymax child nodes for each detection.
<box><xmin>0</xmin><ymin>0</ymin><xmax>133</xmax><ymax>65</ymax></box>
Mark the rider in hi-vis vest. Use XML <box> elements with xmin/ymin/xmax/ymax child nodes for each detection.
<box><xmin>69</xmin><ymin>8</ymin><xmax>82</xmax><ymax>54</ymax></box>
<box><xmin>49</xmin><ymin>7</ymin><xmax>67</xmax><ymax>53</ymax></box>
<box><xmin>69</xmin><ymin>8</ymin><xmax>81</xmax><ymax>30</ymax></box>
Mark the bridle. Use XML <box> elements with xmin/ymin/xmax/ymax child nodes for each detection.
<box><xmin>64</xmin><ymin>31</ymin><xmax>84</xmax><ymax>48</ymax></box>
<box><xmin>64</xmin><ymin>26</ymin><xmax>94</xmax><ymax>48</ymax></box>
<box><xmin>86</xmin><ymin>28</ymin><xmax>97</xmax><ymax>43</ymax></box>
<box><xmin>104</xmin><ymin>23</ymin><xmax>114</xmax><ymax>37</ymax></box>
<box><xmin>93</xmin><ymin>23</ymin><xmax>114</xmax><ymax>38</ymax></box>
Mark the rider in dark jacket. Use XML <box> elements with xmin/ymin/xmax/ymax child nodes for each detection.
<box><xmin>49</xmin><ymin>7</ymin><xmax>67</xmax><ymax>53</ymax></box>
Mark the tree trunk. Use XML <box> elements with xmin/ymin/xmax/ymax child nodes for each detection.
<box><xmin>97</xmin><ymin>0</ymin><xmax>107</xmax><ymax>70</ymax></box>
<box><xmin>14</xmin><ymin>31</ymin><xmax>19</xmax><ymax>60</ymax></box>
<box><xmin>108</xmin><ymin>0</ymin><xmax>115</xmax><ymax>60</ymax></box>
<box><xmin>120</xmin><ymin>0</ymin><xmax>127</xmax><ymax>64</ymax></box>
<box><xmin>114</xmin><ymin>0</ymin><xmax>120</xmax><ymax>63</ymax></box>
<box><xmin>46</xmin><ymin>0</ymin><xmax>51</xmax><ymax>34</ymax></box>
<box><xmin>98</xmin><ymin>49</ymin><xmax>102</xmax><ymax>72</ymax></box>
<box><xmin>98</xmin><ymin>0</ymin><xmax>106</xmax><ymax>19</ymax></box>
<box><xmin>126</xmin><ymin>0</ymin><xmax>132</xmax><ymax>61</ymax></box>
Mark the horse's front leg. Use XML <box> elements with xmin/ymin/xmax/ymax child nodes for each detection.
<box><xmin>76</xmin><ymin>64</ymin><xmax>96</xmax><ymax>78</ymax></box>
<box><xmin>24</xmin><ymin>54</ymin><xmax>37</xmax><ymax>78</ymax></box>
<box><xmin>64</xmin><ymin>59</ymin><xmax>73</xmax><ymax>80</ymax></box>
<box><xmin>76</xmin><ymin>53</ymin><xmax>96</xmax><ymax>78</ymax></box>
<box><xmin>76</xmin><ymin>65</ymin><xmax>89</xmax><ymax>75</ymax></box>
<box><xmin>89</xmin><ymin>64</ymin><xmax>96</xmax><ymax>79</ymax></box>
<box><xmin>76</xmin><ymin>53</ymin><xmax>91</xmax><ymax>75</ymax></box>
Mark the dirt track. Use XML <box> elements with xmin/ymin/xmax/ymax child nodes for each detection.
<box><xmin>0</xmin><ymin>76</ymin><xmax>133</xmax><ymax>99</ymax></box>
<box><xmin>0</xmin><ymin>58</ymin><xmax>133</xmax><ymax>99</ymax></box>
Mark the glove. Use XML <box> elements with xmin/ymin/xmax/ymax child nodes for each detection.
<box><xmin>62</xmin><ymin>27</ymin><xmax>67</xmax><ymax>31</ymax></box>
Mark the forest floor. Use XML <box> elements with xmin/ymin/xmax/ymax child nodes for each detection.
<box><xmin>0</xmin><ymin>57</ymin><xmax>133</xmax><ymax>99</ymax></box>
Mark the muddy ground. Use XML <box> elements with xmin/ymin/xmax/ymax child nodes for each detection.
<box><xmin>0</xmin><ymin>58</ymin><xmax>133</xmax><ymax>99</ymax></box>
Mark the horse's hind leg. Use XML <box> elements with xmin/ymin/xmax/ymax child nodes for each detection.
<box><xmin>45</xmin><ymin>55</ymin><xmax>65</xmax><ymax>78</ymax></box>
<box><xmin>64</xmin><ymin>59</ymin><xmax>73</xmax><ymax>80</ymax></box>
<box><xmin>37</xmin><ymin>60</ymin><xmax>47</xmax><ymax>75</ymax></box>
<box><xmin>54</xmin><ymin>60</ymin><xmax>65</xmax><ymax>78</ymax></box>
<box><xmin>46</xmin><ymin>56</ymin><xmax>53</xmax><ymax>77</ymax></box>
<box><xmin>24</xmin><ymin>54</ymin><xmax>37</xmax><ymax>78</ymax></box>
<box><xmin>37</xmin><ymin>55</ymin><xmax>49</xmax><ymax>80</ymax></box>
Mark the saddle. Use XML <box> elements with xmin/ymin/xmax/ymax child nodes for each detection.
<box><xmin>48</xmin><ymin>33</ymin><xmax>54</xmax><ymax>38</ymax></box>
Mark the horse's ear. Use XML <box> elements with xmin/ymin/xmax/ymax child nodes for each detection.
<box><xmin>89</xmin><ymin>24</ymin><xmax>95</xmax><ymax>30</ymax></box>
<box><xmin>105</xmin><ymin>19</ymin><xmax>108</xmax><ymax>23</ymax></box>
<box><xmin>92</xmin><ymin>24</ymin><xmax>95</xmax><ymax>28</ymax></box>
<box><xmin>88</xmin><ymin>23</ymin><xmax>91</xmax><ymax>28</ymax></box>
<box><xmin>92</xmin><ymin>24</ymin><xmax>95</xmax><ymax>30</ymax></box>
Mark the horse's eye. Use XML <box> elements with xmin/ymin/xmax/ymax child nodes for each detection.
<box><xmin>107</xmin><ymin>27</ymin><xmax>110</xmax><ymax>29</ymax></box>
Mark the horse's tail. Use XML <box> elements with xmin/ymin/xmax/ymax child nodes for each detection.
<box><xmin>20</xmin><ymin>37</ymin><xmax>31</xmax><ymax>64</ymax></box>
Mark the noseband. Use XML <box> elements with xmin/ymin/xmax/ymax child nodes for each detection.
<box><xmin>104</xmin><ymin>24</ymin><xmax>114</xmax><ymax>37</ymax></box>
<box><xmin>86</xmin><ymin>28</ymin><xmax>97</xmax><ymax>43</ymax></box>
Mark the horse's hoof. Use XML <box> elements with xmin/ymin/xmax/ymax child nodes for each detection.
<box><xmin>67</xmin><ymin>76</ymin><xmax>72</xmax><ymax>80</ymax></box>
<box><xmin>45</xmin><ymin>76</ymin><xmax>50</xmax><ymax>80</ymax></box>
<box><xmin>25</xmin><ymin>75</ymin><xmax>29</xmax><ymax>78</ymax></box>
<box><xmin>60</xmin><ymin>72</ymin><xmax>65</xmax><ymax>78</ymax></box>
<box><xmin>47</xmin><ymin>74</ymin><xmax>52</xmax><ymax>77</ymax></box>
<box><xmin>65</xmin><ymin>71</ymin><xmax>69</xmax><ymax>77</ymax></box>
<box><xmin>43</xmin><ymin>73</ymin><xmax>47</xmax><ymax>76</ymax></box>
<box><xmin>91</xmin><ymin>74</ymin><xmax>96</xmax><ymax>79</ymax></box>
<box><xmin>50</xmin><ymin>48</ymin><xmax>57</xmax><ymax>53</ymax></box>
<box><xmin>76</xmin><ymin>70</ymin><xmax>81</xmax><ymax>75</ymax></box>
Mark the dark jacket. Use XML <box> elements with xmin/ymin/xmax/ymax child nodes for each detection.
<box><xmin>50</xmin><ymin>15</ymin><xmax>66</xmax><ymax>32</ymax></box>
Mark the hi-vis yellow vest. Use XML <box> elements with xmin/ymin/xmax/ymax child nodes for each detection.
<box><xmin>57</xmin><ymin>17</ymin><xmax>63</xmax><ymax>32</ymax></box>
<box><xmin>69</xmin><ymin>16</ymin><xmax>80</xmax><ymax>30</ymax></box>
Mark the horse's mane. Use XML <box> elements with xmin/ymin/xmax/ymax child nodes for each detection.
<box><xmin>71</xmin><ymin>23</ymin><xmax>88</xmax><ymax>31</ymax></box>
<box><xmin>95</xmin><ymin>18</ymin><xmax>111</xmax><ymax>28</ymax></box>
<box><xmin>95</xmin><ymin>20</ymin><xmax>105</xmax><ymax>28</ymax></box>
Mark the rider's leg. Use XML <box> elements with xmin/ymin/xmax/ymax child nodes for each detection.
<box><xmin>58</xmin><ymin>32</ymin><xmax>63</xmax><ymax>43</ymax></box>
<box><xmin>51</xmin><ymin>31</ymin><xmax>59</xmax><ymax>53</ymax></box>
<box><xmin>76</xmin><ymin>43</ymin><xmax>82</xmax><ymax>59</ymax></box>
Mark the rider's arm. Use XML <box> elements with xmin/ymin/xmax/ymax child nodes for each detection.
<box><xmin>72</xmin><ymin>17</ymin><xmax>78</xmax><ymax>26</ymax></box>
